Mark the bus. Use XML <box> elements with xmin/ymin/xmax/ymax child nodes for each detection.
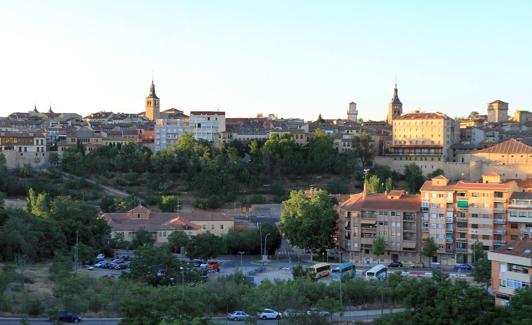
<box><xmin>307</xmin><ymin>263</ymin><xmax>331</xmax><ymax>280</ymax></box>
<box><xmin>365</xmin><ymin>264</ymin><xmax>387</xmax><ymax>281</ymax></box>
<box><xmin>331</xmin><ymin>262</ymin><xmax>356</xmax><ymax>281</ymax></box>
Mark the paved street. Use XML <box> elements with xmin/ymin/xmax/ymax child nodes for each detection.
<box><xmin>0</xmin><ymin>308</ymin><xmax>405</xmax><ymax>324</ymax></box>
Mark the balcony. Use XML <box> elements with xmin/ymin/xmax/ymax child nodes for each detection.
<box><xmin>493</xmin><ymin>240</ymin><xmax>507</xmax><ymax>246</ymax></box>
<box><xmin>361</xmin><ymin>212</ymin><xmax>377</xmax><ymax>219</ymax></box>
<box><xmin>456</xmin><ymin>237</ymin><xmax>468</xmax><ymax>242</ymax></box>
<box><xmin>494</xmin><ymin>197</ymin><xmax>505</xmax><ymax>203</ymax></box>
<box><xmin>403</xmin><ymin>216</ymin><xmax>417</xmax><ymax>222</ymax></box>
<box><xmin>456</xmin><ymin>216</ymin><xmax>468</xmax><ymax>223</ymax></box>
<box><xmin>456</xmin><ymin>247</ymin><xmax>468</xmax><ymax>253</ymax></box>
<box><xmin>402</xmin><ymin>241</ymin><xmax>417</xmax><ymax>249</ymax></box>
<box><xmin>493</xmin><ymin>229</ymin><xmax>506</xmax><ymax>235</ymax></box>
<box><xmin>494</xmin><ymin>219</ymin><xmax>506</xmax><ymax>225</ymax></box>
<box><xmin>456</xmin><ymin>227</ymin><xmax>468</xmax><ymax>232</ymax></box>
<box><xmin>421</xmin><ymin>227</ymin><xmax>429</xmax><ymax>232</ymax></box>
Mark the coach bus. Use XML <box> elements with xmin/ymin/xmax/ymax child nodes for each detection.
<box><xmin>365</xmin><ymin>264</ymin><xmax>387</xmax><ymax>281</ymax></box>
<box><xmin>307</xmin><ymin>263</ymin><xmax>331</xmax><ymax>280</ymax></box>
<box><xmin>331</xmin><ymin>262</ymin><xmax>356</xmax><ymax>281</ymax></box>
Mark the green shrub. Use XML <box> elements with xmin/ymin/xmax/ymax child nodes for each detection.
<box><xmin>24</xmin><ymin>297</ymin><xmax>44</xmax><ymax>316</ymax></box>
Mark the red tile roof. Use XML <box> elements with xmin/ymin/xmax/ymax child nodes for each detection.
<box><xmin>101</xmin><ymin>208</ymin><xmax>201</xmax><ymax>232</ymax></box>
<box><xmin>339</xmin><ymin>192</ymin><xmax>420</xmax><ymax>211</ymax></box>
<box><xmin>454</xmin><ymin>180</ymin><xmax>516</xmax><ymax>191</ymax></box>
<box><xmin>394</xmin><ymin>112</ymin><xmax>449</xmax><ymax>120</ymax></box>
<box><xmin>474</xmin><ymin>139</ymin><xmax>532</xmax><ymax>154</ymax></box>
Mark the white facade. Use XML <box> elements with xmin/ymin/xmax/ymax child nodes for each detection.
<box><xmin>189</xmin><ymin>111</ymin><xmax>226</xmax><ymax>142</ymax></box>
<box><xmin>0</xmin><ymin>132</ymin><xmax>47</xmax><ymax>169</ymax></box>
<box><xmin>154</xmin><ymin>119</ymin><xmax>189</xmax><ymax>152</ymax></box>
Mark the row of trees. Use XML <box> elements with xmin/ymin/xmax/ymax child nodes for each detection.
<box><xmin>0</xmin><ymin>189</ymin><xmax>111</xmax><ymax>263</ymax></box>
<box><xmin>119</xmin><ymin>224</ymin><xmax>283</xmax><ymax>262</ymax></box>
<box><xmin>59</xmin><ymin>131</ymin><xmax>375</xmax><ymax>206</ymax></box>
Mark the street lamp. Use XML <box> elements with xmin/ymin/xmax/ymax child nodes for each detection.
<box><xmin>263</xmin><ymin>233</ymin><xmax>271</xmax><ymax>261</ymax></box>
<box><xmin>179</xmin><ymin>266</ymin><xmax>185</xmax><ymax>299</ymax></box>
<box><xmin>238</xmin><ymin>251</ymin><xmax>245</xmax><ymax>269</ymax></box>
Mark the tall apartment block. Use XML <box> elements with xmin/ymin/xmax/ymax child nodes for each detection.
<box><xmin>420</xmin><ymin>173</ymin><xmax>520</xmax><ymax>265</ymax></box>
<box><xmin>488</xmin><ymin>239</ymin><xmax>532</xmax><ymax>306</ymax></box>
<box><xmin>508</xmin><ymin>192</ymin><xmax>532</xmax><ymax>240</ymax></box>
<box><xmin>338</xmin><ymin>189</ymin><xmax>421</xmax><ymax>265</ymax></box>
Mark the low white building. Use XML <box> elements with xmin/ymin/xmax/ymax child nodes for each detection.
<box><xmin>189</xmin><ymin>111</ymin><xmax>226</xmax><ymax>142</ymax></box>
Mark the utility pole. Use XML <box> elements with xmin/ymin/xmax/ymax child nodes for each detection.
<box><xmin>258</xmin><ymin>222</ymin><xmax>263</xmax><ymax>261</ymax></box>
<box><xmin>180</xmin><ymin>267</ymin><xmax>185</xmax><ymax>299</ymax></box>
<box><xmin>74</xmin><ymin>230</ymin><xmax>79</xmax><ymax>272</ymax></box>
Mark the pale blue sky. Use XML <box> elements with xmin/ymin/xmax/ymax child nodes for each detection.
<box><xmin>1</xmin><ymin>0</ymin><xmax>531</xmax><ymax>120</ymax></box>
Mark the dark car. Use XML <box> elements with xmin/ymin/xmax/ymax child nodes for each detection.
<box><xmin>388</xmin><ymin>261</ymin><xmax>403</xmax><ymax>268</ymax></box>
<box><xmin>454</xmin><ymin>264</ymin><xmax>473</xmax><ymax>271</ymax></box>
<box><xmin>51</xmin><ymin>311</ymin><xmax>82</xmax><ymax>323</ymax></box>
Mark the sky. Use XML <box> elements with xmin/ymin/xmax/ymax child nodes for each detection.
<box><xmin>0</xmin><ymin>0</ymin><xmax>531</xmax><ymax>121</ymax></box>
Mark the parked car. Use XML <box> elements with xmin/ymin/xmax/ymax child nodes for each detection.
<box><xmin>113</xmin><ymin>263</ymin><xmax>128</xmax><ymax>270</ymax></box>
<box><xmin>227</xmin><ymin>311</ymin><xmax>250</xmax><ymax>321</ymax></box>
<box><xmin>50</xmin><ymin>311</ymin><xmax>82</xmax><ymax>323</ymax></box>
<box><xmin>190</xmin><ymin>259</ymin><xmax>204</xmax><ymax>267</ymax></box>
<box><xmin>283</xmin><ymin>309</ymin><xmax>305</xmax><ymax>317</ymax></box>
<box><xmin>388</xmin><ymin>261</ymin><xmax>403</xmax><ymax>268</ymax></box>
<box><xmin>94</xmin><ymin>261</ymin><xmax>108</xmax><ymax>268</ymax></box>
<box><xmin>258</xmin><ymin>309</ymin><xmax>281</xmax><ymax>320</ymax></box>
<box><xmin>207</xmin><ymin>260</ymin><xmax>221</xmax><ymax>271</ymax></box>
<box><xmin>454</xmin><ymin>264</ymin><xmax>473</xmax><ymax>271</ymax></box>
<box><xmin>96</xmin><ymin>253</ymin><xmax>105</xmax><ymax>261</ymax></box>
<box><xmin>307</xmin><ymin>308</ymin><xmax>330</xmax><ymax>317</ymax></box>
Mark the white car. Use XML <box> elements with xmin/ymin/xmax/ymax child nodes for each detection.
<box><xmin>258</xmin><ymin>309</ymin><xmax>281</xmax><ymax>320</ymax></box>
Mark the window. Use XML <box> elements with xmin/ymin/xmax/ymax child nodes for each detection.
<box><xmin>511</xmin><ymin>223</ymin><xmax>518</xmax><ymax>229</ymax></box>
<box><xmin>211</xmin><ymin>225</ymin><xmax>215</xmax><ymax>230</ymax></box>
<box><xmin>220</xmin><ymin>224</ymin><xmax>224</xmax><ymax>230</ymax></box>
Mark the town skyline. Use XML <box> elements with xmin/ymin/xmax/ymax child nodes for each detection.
<box><xmin>1</xmin><ymin>0</ymin><xmax>531</xmax><ymax>120</ymax></box>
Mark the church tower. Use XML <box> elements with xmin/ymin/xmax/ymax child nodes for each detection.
<box><xmin>347</xmin><ymin>102</ymin><xmax>358</xmax><ymax>122</ymax></box>
<box><xmin>387</xmin><ymin>83</ymin><xmax>402</xmax><ymax>125</ymax></box>
<box><xmin>145</xmin><ymin>80</ymin><xmax>160</xmax><ymax>120</ymax></box>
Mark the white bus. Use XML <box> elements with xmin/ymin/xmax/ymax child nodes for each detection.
<box><xmin>307</xmin><ymin>263</ymin><xmax>331</xmax><ymax>280</ymax></box>
<box><xmin>365</xmin><ymin>264</ymin><xmax>387</xmax><ymax>281</ymax></box>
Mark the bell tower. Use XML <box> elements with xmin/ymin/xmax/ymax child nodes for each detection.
<box><xmin>145</xmin><ymin>80</ymin><xmax>160</xmax><ymax>120</ymax></box>
<box><xmin>387</xmin><ymin>83</ymin><xmax>402</xmax><ymax>124</ymax></box>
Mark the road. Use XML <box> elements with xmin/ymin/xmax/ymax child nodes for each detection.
<box><xmin>60</xmin><ymin>172</ymin><xmax>129</xmax><ymax>198</ymax></box>
<box><xmin>0</xmin><ymin>308</ymin><xmax>405</xmax><ymax>324</ymax></box>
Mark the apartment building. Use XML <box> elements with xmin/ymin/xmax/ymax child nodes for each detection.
<box><xmin>338</xmin><ymin>189</ymin><xmax>421</xmax><ymax>265</ymax></box>
<box><xmin>189</xmin><ymin>111</ymin><xmax>226</xmax><ymax>142</ymax></box>
<box><xmin>488</xmin><ymin>239</ymin><xmax>532</xmax><ymax>306</ymax></box>
<box><xmin>508</xmin><ymin>192</ymin><xmax>532</xmax><ymax>240</ymax></box>
<box><xmin>154</xmin><ymin>118</ymin><xmax>189</xmax><ymax>152</ymax></box>
<box><xmin>420</xmin><ymin>173</ymin><xmax>519</xmax><ymax>264</ymax></box>
<box><xmin>0</xmin><ymin>131</ymin><xmax>47</xmax><ymax>169</ymax></box>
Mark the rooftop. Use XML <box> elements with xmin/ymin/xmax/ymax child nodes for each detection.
<box><xmin>492</xmin><ymin>239</ymin><xmax>532</xmax><ymax>259</ymax></box>
<box><xmin>474</xmin><ymin>139</ymin><xmax>532</xmax><ymax>154</ymax></box>
<box><xmin>339</xmin><ymin>192</ymin><xmax>420</xmax><ymax>211</ymax></box>
<box><xmin>394</xmin><ymin>112</ymin><xmax>450</xmax><ymax>120</ymax></box>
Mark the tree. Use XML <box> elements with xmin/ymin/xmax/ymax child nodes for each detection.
<box><xmin>372</xmin><ymin>236</ymin><xmax>386</xmax><ymax>257</ymax></box>
<box><xmin>100</xmin><ymin>196</ymin><xmax>116</xmax><ymax>213</ymax></box>
<box><xmin>366</xmin><ymin>175</ymin><xmax>381</xmax><ymax>193</ymax></box>
<box><xmin>507</xmin><ymin>288</ymin><xmax>532</xmax><ymax>325</ymax></box>
<box><xmin>468</xmin><ymin>111</ymin><xmax>480</xmax><ymax>119</ymax></box>
<box><xmin>404</xmin><ymin>163</ymin><xmax>425</xmax><ymax>194</ymax></box>
<box><xmin>26</xmin><ymin>188</ymin><xmax>49</xmax><ymax>218</ymax></box>
<box><xmin>168</xmin><ymin>230</ymin><xmax>189</xmax><ymax>254</ymax></box>
<box><xmin>385</xmin><ymin>177</ymin><xmax>393</xmax><ymax>193</ymax></box>
<box><xmin>160</xmin><ymin>195</ymin><xmax>179</xmax><ymax>212</ymax></box>
<box><xmin>186</xmin><ymin>233</ymin><xmax>226</xmax><ymax>261</ymax></box>
<box><xmin>128</xmin><ymin>245</ymin><xmax>188</xmax><ymax>285</ymax></box>
<box><xmin>421</xmin><ymin>237</ymin><xmax>438</xmax><ymax>266</ymax></box>
<box><xmin>306</xmin><ymin>129</ymin><xmax>335</xmax><ymax>173</ymax></box>
<box><xmin>428</xmin><ymin>169</ymin><xmax>445</xmax><ymax>179</ymax></box>
<box><xmin>279</xmin><ymin>189</ymin><xmax>338</xmax><ymax>259</ymax></box>
<box><xmin>351</xmin><ymin>133</ymin><xmax>374</xmax><ymax>168</ymax></box>
<box><xmin>316</xmin><ymin>114</ymin><xmax>325</xmax><ymax>124</ymax></box>
<box><xmin>48</xmin><ymin>152</ymin><xmax>59</xmax><ymax>168</ymax></box>
<box><xmin>131</xmin><ymin>229</ymin><xmax>155</xmax><ymax>249</ymax></box>
<box><xmin>472</xmin><ymin>241</ymin><xmax>491</xmax><ymax>288</ymax></box>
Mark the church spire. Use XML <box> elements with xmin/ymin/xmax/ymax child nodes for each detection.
<box><xmin>33</xmin><ymin>103</ymin><xmax>38</xmax><ymax>113</ymax></box>
<box><xmin>49</xmin><ymin>104</ymin><xmax>54</xmax><ymax>113</ymax></box>
<box><xmin>148</xmin><ymin>79</ymin><xmax>158</xmax><ymax>99</ymax></box>
<box><xmin>391</xmin><ymin>82</ymin><xmax>401</xmax><ymax>104</ymax></box>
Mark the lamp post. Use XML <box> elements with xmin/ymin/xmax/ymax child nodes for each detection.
<box><xmin>179</xmin><ymin>266</ymin><xmax>185</xmax><ymax>299</ymax></box>
<box><xmin>258</xmin><ymin>222</ymin><xmax>263</xmax><ymax>261</ymax></box>
<box><xmin>238</xmin><ymin>251</ymin><xmax>244</xmax><ymax>270</ymax></box>
<box><xmin>263</xmin><ymin>233</ymin><xmax>271</xmax><ymax>261</ymax></box>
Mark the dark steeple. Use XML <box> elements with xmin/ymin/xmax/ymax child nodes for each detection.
<box><xmin>148</xmin><ymin>80</ymin><xmax>159</xmax><ymax>99</ymax></box>
<box><xmin>391</xmin><ymin>82</ymin><xmax>402</xmax><ymax>105</ymax></box>
<box><xmin>33</xmin><ymin>104</ymin><xmax>38</xmax><ymax>113</ymax></box>
<box><xmin>49</xmin><ymin>104</ymin><xmax>54</xmax><ymax>113</ymax></box>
